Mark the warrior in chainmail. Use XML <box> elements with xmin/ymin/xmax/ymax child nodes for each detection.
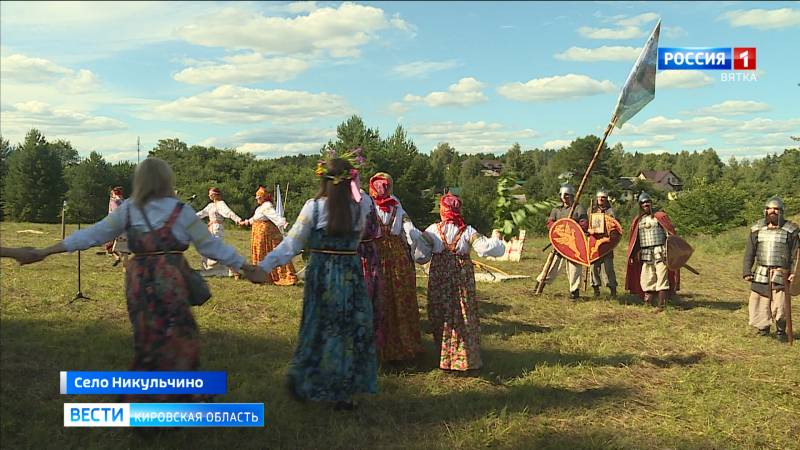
<box><xmin>625</xmin><ymin>192</ymin><xmax>680</xmax><ymax>310</ymax></box>
<box><xmin>590</xmin><ymin>189</ymin><xmax>618</xmax><ymax>298</ymax></box>
<box><xmin>743</xmin><ymin>197</ymin><xmax>798</xmax><ymax>341</ymax></box>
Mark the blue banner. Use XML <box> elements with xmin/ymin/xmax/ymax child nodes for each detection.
<box><xmin>64</xmin><ymin>403</ymin><xmax>265</xmax><ymax>427</ymax></box>
<box><xmin>60</xmin><ymin>371</ymin><xmax>227</xmax><ymax>395</ymax></box>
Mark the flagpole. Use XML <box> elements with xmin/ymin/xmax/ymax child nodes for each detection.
<box><xmin>535</xmin><ymin>115</ymin><xmax>618</xmax><ymax>294</ymax></box>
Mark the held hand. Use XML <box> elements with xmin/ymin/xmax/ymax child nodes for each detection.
<box><xmin>241</xmin><ymin>264</ymin><xmax>268</xmax><ymax>284</ymax></box>
<box><xmin>788</xmin><ymin>274</ymin><xmax>795</xmax><ymax>283</ymax></box>
<box><xmin>743</xmin><ymin>275</ymin><xmax>754</xmax><ymax>282</ymax></box>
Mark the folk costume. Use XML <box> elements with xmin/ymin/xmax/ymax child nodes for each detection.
<box><xmin>414</xmin><ymin>193</ymin><xmax>504</xmax><ymax>371</ymax></box>
<box><xmin>257</xmin><ymin>150</ymin><xmax>377</xmax><ymax>404</ymax></box>
<box><xmin>243</xmin><ymin>186</ymin><xmax>297</xmax><ymax>285</ymax></box>
<box><xmin>106</xmin><ymin>186</ymin><xmax>130</xmax><ymax>265</ymax></box>
<box><xmin>196</xmin><ymin>187</ymin><xmax>243</xmax><ymax>277</ymax></box>
<box><xmin>743</xmin><ymin>197</ymin><xmax>799</xmax><ymax>340</ymax></box>
<box><xmin>369</xmin><ymin>172</ymin><xmax>425</xmax><ymax>362</ymax></box>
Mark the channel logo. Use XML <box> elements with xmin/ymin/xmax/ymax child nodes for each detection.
<box><xmin>658</xmin><ymin>47</ymin><xmax>756</xmax><ymax>70</ymax></box>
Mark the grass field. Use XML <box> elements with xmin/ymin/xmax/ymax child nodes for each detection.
<box><xmin>1</xmin><ymin>220</ymin><xmax>799</xmax><ymax>449</ymax></box>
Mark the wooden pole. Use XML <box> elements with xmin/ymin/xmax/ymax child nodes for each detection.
<box><xmin>535</xmin><ymin>115</ymin><xmax>618</xmax><ymax>294</ymax></box>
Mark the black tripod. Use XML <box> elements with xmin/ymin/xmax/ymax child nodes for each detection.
<box><xmin>70</xmin><ymin>222</ymin><xmax>91</xmax><ymax>304</ymax></box>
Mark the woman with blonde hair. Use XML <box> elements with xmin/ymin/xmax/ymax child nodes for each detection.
<box><xmin>240</xmin><ymin>185</ymin><xmax>297</xmax><ymax>285</ymax></box>
<box><xmin>10</xmin><ymin>158</ymin><xmax>252</xmax><ymax>393</ymax></box>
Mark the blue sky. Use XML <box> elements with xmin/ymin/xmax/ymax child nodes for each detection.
<box><xmin>1</xmin><ymin>1</ymin><xmax>798</xmax><ymax>162</ymax></box>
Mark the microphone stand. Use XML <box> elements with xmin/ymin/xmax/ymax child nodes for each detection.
<box><xmin>70</xmin><ymin>220</ymin><xmax>91</xmax><ymax>304</ymax></box>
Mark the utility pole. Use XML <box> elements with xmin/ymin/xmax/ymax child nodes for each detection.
<box><xmin>137</xmin><ymin>136</ymin><xmax>140</xmax><ymax>163</ymax></box>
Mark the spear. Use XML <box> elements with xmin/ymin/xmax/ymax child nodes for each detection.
<box><xmin>535</xmin><ymin>20</ymin><xmax>661</xmax><ymax>294</ymax></box>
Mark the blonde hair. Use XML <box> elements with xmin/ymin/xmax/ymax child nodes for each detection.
<box><xmin>131</xmin><ymin>157</ymin><xmax>176</xmax><ymax>207</ymax></box>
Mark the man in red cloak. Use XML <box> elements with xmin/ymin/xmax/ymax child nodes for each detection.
<box><xmin>625</xmin><ymin>192</ymin><xmax>680</xmax><ymax>309</ymax></box>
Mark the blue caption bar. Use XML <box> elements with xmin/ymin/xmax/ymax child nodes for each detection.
<box><xmin>60</xmin><ymin>371</ymin><xmax>227</xmax><ymax>395</ymax></box>
<box><xmin>64</xmin><ymin>403</ymin><xmax>265</xmax><ymax>427</ymax></box>
<box><xmin>658</xmin><ymin>47</ymin><xmax>732</xmax><ymax>70</ymax></box>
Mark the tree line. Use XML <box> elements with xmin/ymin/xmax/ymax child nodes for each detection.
<box><xmin>2</xmin><ymin>117</ymin><xmax>798</xmax><ymax>236</ymax></box>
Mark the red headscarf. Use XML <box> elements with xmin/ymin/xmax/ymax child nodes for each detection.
<box><xmin>208</xmin><ymin>187</ymin><xmax>221</xmax><ymax>197</ymax></box>
<box><xmin>369</xmin><ymin>172</ymin><xmax>398</xmax><ymax>212</ymax></box>
<box><xmin>439</xmin><ymin>193</ymin><xmax>465</xmax><ymax>228</ymax></box>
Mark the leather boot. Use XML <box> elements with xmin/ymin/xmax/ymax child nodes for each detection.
<box><xmin>593</xmin><ymin>286</ymin><xmax>601</xmax><ymax>298</ymax></box>
<box><xmin>643</xmin><ymin>292</ymin><xmax>653</xmax><ymax>306</ymax></box>
<box><xmin>610</xmin><ymin>287</ymin><xmax>617</xmax><ymax>298</ymax></box>
<box><xmin>569</xmin><ymin>289</ymin><xmax>580</xmax><ymax>301</ymax></box>
<box><xmin>657</xmin><ymin>290</ymin><xmax>667</xmax><ymax>311</ymax></box>
<box><xmin>776</xmin><ymin>320</ymin><xmax>788</xmax><ymax>342</ymax></box>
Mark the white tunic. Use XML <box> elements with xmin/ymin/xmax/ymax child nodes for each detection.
<box><xmin>244</xmin><ymin>201</ymin><xmax>287</xmax><ymax>228</ymax></box>
<box><xmin>197</xmin><ymin>200</ymin><xmax>242</xmax><ymax>225</ymax></box>
<box><xmin>257</xmin><ymin>196</ymin><xmax>371</xmax><ymax>273</ymax></box>
<box><xmin>62</xmin><ymin>198</ymin><xmax>245</xmax><ymax>269</ymax></box>
<box><xmin>374</xmin><ymin>195</ymin><xmax>423</xmax><ymax>246</ymax></box>
<box><xmin>413</xmin><ymin>223</ymin><xmax>506</xmax><ymax>264</ymax></box>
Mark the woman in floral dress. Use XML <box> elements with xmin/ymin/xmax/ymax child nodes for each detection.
<box><xmin>414</xmin><ymin>193</ymin><xmax>504</xmax><ymax>371</ymax></box>
<box><xmin>12</xmin><ymin>158</ymin><xmax>251</xmax><ymax>399</ymax></box>
<box><xmin>248</xmin><ymin>154</ymin><xmax>377</xmax><ymax>410</ymax></box>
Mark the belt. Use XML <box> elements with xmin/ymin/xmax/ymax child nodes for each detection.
<box><xmin>359</xmin><ymin>239</ymin><xmax>374</xmax><ymax>243</ymax></box>
<box><xmin>309</xmin><ymin>249</ymin><xmax>357</xmax><ymax>255</ymax></box>
<box><xmin>133</xmin><ymin>251</ymin><xmax>184</xmax><ymax>258</ymax></box>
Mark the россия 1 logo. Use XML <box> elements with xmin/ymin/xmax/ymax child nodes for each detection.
<box><xmin>658</xmin><ymin>47</ymin><xmax>757</xmax><ymax>82</ymax></box>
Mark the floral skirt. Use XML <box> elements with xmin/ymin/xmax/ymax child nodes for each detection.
<box><xmin>427</xmin><ymin>252</ymin><xmax>482</xmax><ymax>371</ymax></box>
<box><xmin>375</xmin><ymin>234</ymin><xmax>422</xmax><ymax>362</ymax></box>
<box><xmin>252</xmin><ymin>220</ymin><xmax>297</xmax><ymax>285</ymax></box>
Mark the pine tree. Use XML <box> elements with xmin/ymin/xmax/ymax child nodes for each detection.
<box><xmin>2</xmin><ymin>129</ymin><xmax>67</xmax><ymax>222</ymax></box>
<box><xmin>65</xmin><ymin>151</ymin><xmax>113</xmax><ymax>223</ymax></box>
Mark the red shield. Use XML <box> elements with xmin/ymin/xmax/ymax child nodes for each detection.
<box><xmin>549</xmin><ymin>218</ymin><xmax>590</xmax><ymax>266</ymax></box>
<box><xmin>588</xmin><ymin>216</ymin><xmax>623</xmax><ymax>263</ymax></box>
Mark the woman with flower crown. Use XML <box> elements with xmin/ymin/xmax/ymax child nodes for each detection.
<box><xmin>243</xmin><ymin>149</ymin><xmax>377</xmax><ymax>410</ymax></box>
<box><xmin>368</xmin><ymin>172</ymin><xmax>426</xmax><ymax>363</ymax></box>
<box><xmin>413</xmin><ymin>193</ymin><xmax>505</xmax><ymax>371</ymax></box>
<box><xmin>240</xmin><ymin>185</ymin><xmax>297</xmax><ymax>285</ymax></box>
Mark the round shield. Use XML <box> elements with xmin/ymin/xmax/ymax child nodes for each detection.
<box><xmin>665</xmin><ymin>235</ymin><xmax>694</xmax><ymax>271</ymax></box>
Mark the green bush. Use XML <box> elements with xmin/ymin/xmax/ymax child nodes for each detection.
<box><xmin>665</xmin><ymin>178</ymin><xmax>750</xmax><ymax>235</ymax></box>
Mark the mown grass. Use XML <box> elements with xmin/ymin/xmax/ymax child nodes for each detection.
<box><xmin>1</xmin><ymin>220</ymin><xmax>799</xmax><ymax>450</ymax></box>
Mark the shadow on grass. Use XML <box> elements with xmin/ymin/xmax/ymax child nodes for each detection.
<box><xmin>479</xmin><ymin>348</ymin><xmax>638</xmax><ymax>384</ymax></box>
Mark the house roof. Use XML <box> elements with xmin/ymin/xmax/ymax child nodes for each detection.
<box><xmin>638</xmin><ymin>170</ymin><xmax>683</xmax><ymax>186</ymax></box>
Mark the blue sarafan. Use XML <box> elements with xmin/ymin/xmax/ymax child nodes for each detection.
<box><xmin>613</xmin><ymin>20</ymin><xmax>661</xmax><ymax>128</ymax></box>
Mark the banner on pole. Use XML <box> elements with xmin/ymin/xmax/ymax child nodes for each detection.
<box><xmin>613</xmin><ymin>20</ymin><xmax>660</xmax><ymax>128</ymax></box>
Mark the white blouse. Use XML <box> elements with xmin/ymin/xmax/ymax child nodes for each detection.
<box><xmin>413</xmin><ymin>222</ymin><xmax>505</xmax><ymax>264</ymax></box>
<box><xmin>197</xmin><ymin>200</ymin><xmax>242</xmax><ymax>224</ymax></box>
<box><xmin>374</xmin><ymin>196</ymin><xmax>423</xmax><ymax>246</ymax></box>
<box><xmin>245</xmin><ymin>201</ymin><xmax>287</xmax><ymax>228</ymax></box>
<box><xmin>257</xmin><ymin>196</ymin><xmax>371</xmax><ymax>273</ymax></box>
<box><xmin>62</xmin><ymin>197</ymin><xmax>245</xmax><ymax>269</ymax></box>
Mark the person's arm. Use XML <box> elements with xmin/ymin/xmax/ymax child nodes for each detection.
<box><xmin>413</xmin><ymin>224</ymin><xmax>437</xmax><ymax>265</ymax></box>
<box><xmin>546</xmin><ymin>208</ymin><xmax>557</xmax><ymax>229</ymax></box>
<box><xmin>196</xmin><ymin>204</ymin><xmax>210</xmax><ymax>219</ymax></box>
<box><xmin>742</xmin><ymin>230</ymin><xmax>757</xmax><ymax>280</ymax></box>
<box><xmin>469</xmin><ymin>226</ymin><xmax>506</xmax><ymax>258</ymax></box>
<box><xmin>788</xmin><ymin>229</ymin><xmax>798</xmax><ymax>283</ymax></box>
<box><xmin>260</xmin><ymin>202</ymin><xmax>287</xmax><ymax>229</ymax></box>
<box><xmin>258</xmin><ymin>200</ymin><xmax>315</xmax><ymax>273</ymax></box>
<box><xmin>216</xmin><ymin>201</ymin><xmax>243</xmax><ymax>224</ymax></box>
<box><xmin>180</xmin><ymin>206</ymin><xmax>245</xmax><ymax>270</ymax></box>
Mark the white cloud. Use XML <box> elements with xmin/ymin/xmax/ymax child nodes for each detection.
<box><xmin>663</xmin><ymin>26</ymin><xmax>688</xmax><ymax>39</ymax></box>
<box><xmin>497</xmin><ymin>74</ymin><xmax>615</xmax><ymax>102</ymax></box>
<box><xmin>1</xmin><ymin>53</ymin><xmax>99</xmax><ymax>93</ymax></box>
<box><xmin>409</xmin><ymin>121</ymin><xmax>537</xmax><ymax>154</ymax></box>
<box><xmin>620</xmin><ymin>115</ymin><xmax>800</xmax><ymax>137</ymax></box>
<box><xmin>284</xmin><ymin>1</ymin><xmax>319</xmax><ymax>14</ymax></box>
<box><xmin>152</xmin><ymin>85</ymin><xmax>351</xmax><ymax>124</ymax></box>
<box><xmin>615</xmin><ymin>12</ymin><xmax>659</xmax><ymax>27</ymax></box>
<box><xmin>577</xmin><ymin>25</ymin><xmax>644</xmax><ymax>39</ymax></box>
<box><xmin>176</xmin><ymin>3</ymin><xmax>412</xmax><ymax>59</ymax></box>
<box><xmin>1</xmin><ymin>101</ymin><xmax>126</xmax><ymax>137</ymax></box>
<box><xmin>402</xmin><ymin>77</ymin><xmax>488</xmax><ymax>108</ymax></box>
<box><xmin>694</xmin><ymin>100</ymin><xmax>771</xmax><ymax>116</ymax></box>
<box><xmin>391</xmin><ymin>60</ymin><xmax>459</xmax><ymax>78</ymax></box>
<box><xmin>681</xmin><ymin>138</ymin><xmax>708</xmax><ymax>146</ymax></box>
<box><xmin>656</xmin><ymin>71</ymin><xmax>713</xmax><ymax>89</ymax></box>
<box><xmin>389</xmin><ymin>101</ymin><xmax>411</xmax><ymax>115</ymax></box>
<box><xmin>554</xmin><ymin>46</ymin><xmax>641</xmax><ymax>62</ymax></box>
<box><xmin>542</xmin><ymin>139</ymin><xmax>572</xmax><ymax>149</ymax></box>
<box><xmin>721</xmin><ymin>8</ymin><xmax>800</xmax><ymax>30</ymax></box>
<box><xmin>173</xmin><ymin>53</ymin><xmax>311</xmax><ymax>84</ymax></box>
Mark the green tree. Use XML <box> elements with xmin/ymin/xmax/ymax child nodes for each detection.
<box><xmin>665</xmin><ymin>179</ymin><xmax>750</xmax><ymax>235</ymax></box>
<box><xmin>0</xmin><ymin>136</ymin><xmax>14</xmax><ymax>220</ymax></box>
<box><xmin>2</xmin><ymin>129</ymin><xmax>67</xmax><ymax>222</ymax></box>
<box><xmin>65</xmin><ymin>152</ymin><xmax>113</xmax><ymax>223</ymax></box>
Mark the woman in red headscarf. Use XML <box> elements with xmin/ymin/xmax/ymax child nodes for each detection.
<box><xmin>369</xmin><ymin>172</ymin><xmax>425</xmax><ymax>362</ymax></box>
<box><xmin>414</xmin><ymin>193</ymin><xmax>505</xmax><ymax>371</ymax></box>
<box><xmin>240</xmin><ymin>185</ymin><xmax>297</xmax><ymax>285</ymax></box>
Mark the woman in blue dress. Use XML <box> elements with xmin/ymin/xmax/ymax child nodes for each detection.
<box><xmin>244</xmin><ymin>155</ymin><xmax>377</xmax><ymax>410</ymax></box>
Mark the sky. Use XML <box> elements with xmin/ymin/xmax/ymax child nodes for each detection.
<box><xmin>1</xmin><ymin>1</ymin><xmax>799</xmax><ymax>163</ymax></box>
